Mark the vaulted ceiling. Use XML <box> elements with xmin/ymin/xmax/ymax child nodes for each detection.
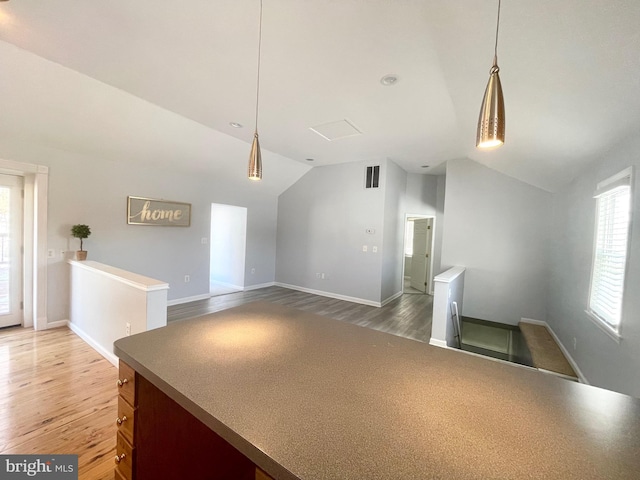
<box><xmin>0</xmin><ymin>1</ymin><xmax>638</xmax><ymax>192</ymax></box>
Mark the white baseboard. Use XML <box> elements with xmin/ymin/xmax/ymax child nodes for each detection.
<box><xmin>67</xmin><ymin>321</ymin><xmax>119</xmax><ymax>367</ymax></box>
<box><xmin>210</xmin><ymin>280</ymin><xmax>244</xmax><ymax>290</ymax></box>
<box><xmin>429</xmin><ymin>338</ymin><xmax>448</xmax><ymax>349</ymax></box>
<box><xmin>381</xmin><ymin>291</ymin><xmax>403</xmax><ymax>306</ymax></box>
<box><xmin>45</xmin><ymin>320</ymin><xmax>69</xmax><ymax>329</ymax></box>
<box><xmin>167</xmin><ymin>293</ymin><xmax>211</xmax><ymax>306</ymax></box>
<box><xmin>244</xmin><ymin>282</ymin><xmax>275</xmax><ymax>291</ymax></box>
<box><xmin>520</xmin><ymin>318</ymin><xmax>589</xmax><ymax>385</ymax></box>
<box><xmin>275</xmin><ymin>282</ymin><xmax>381</xmax><ymax>307</ymax></box>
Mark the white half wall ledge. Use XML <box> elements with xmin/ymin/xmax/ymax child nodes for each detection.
<box><xmin>431</xmin><ymin>266</ymin><xmax>466</xmax><ymax>348</ymax></box>
<box><xmin>68</xmin><ymin>260</ymin><xmax>169</xmax><ymax>291</ymax></box>
<box><xmin>69</xmin><ymin>261</ymin><xmax>168</xmax><ymax>365</ymax></box>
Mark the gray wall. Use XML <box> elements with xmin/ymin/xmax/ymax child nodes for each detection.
<box><xmin>276</xmin><ymin>161</ymin><xmax>385</xmax><ymax>303</ymax></box>
<box><xmin>434</xmin><ymin>174</ymin><xmax>446</xmax><ymax>276</ymax></box>
<box><xmin>2</xmin><ymin>143</ymin><xmax>280</xmax><ymax>323</ymax></box>
<box><xmin>404</xmin><ymin>172</ymin><xmax>444</xmax><ymax>280</ymax></box>
<box><xmin>548</xmin><ymin>134</ymin><xmax>640</xmax><ymax>397</ymax></box>
<box><xmin>441</xmin><ymin>158</ymin><xmax>551</xmax><ymax>325</ymax></box>
<box><xmin>381</xmin><ymin>160</ymin><xmax>407</xmax><ymax>302</ymax></box>
<box><xmin>276</xmin><ymin>161</ymin><xmax>444</xmax><ymax>305</ymax></box>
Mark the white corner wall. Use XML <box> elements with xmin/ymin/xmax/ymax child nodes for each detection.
<box><xmin>441</xmin><ymin>158</ymin><xmax>551</xmax><ymax>325</ymax></box>
<box><xmin>275</xmin><ymin>161</ymin><xmax>385</xmax><ymax>304</ymax></box>
<box><xmin>548</xmin><ymin>133</ymin><xmax>640</xmax><ymax>397</ymax></box>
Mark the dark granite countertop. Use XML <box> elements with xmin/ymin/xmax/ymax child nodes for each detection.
<box><xmin>114</xmin><ymin>301</ymin><xmax>640</xmax><ymax>479</ymax></box>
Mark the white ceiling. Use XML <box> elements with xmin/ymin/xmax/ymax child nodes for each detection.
<box><xmin>0</xmin><ymin>0</ymin><xmax>638</xmax><ymax>192</ymax></box>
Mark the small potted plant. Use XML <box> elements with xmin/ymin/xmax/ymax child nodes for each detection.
<box><xmin>71</xmin><ymin>224</ymin><xmax>91</xmax><ymax>261</ymax></box>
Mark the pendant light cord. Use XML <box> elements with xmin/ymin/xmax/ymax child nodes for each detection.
<box><xmin>492</xmin><ymin>0</ymin><xmax>501</xmax><ymax>68</ymax></box>
<box><xmin>254</xmin><ymin>0</ymin><xmax>263</xmax><ymax>134</ymax></box>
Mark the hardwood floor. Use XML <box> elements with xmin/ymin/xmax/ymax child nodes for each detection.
<box><xmin>169</xmin><ymin>286</ymin><xmax>433</xmax><ymax>343</ymax></box>
<box><xmin>0</xmin><ymin>326</ymin><xmax>118</xmax><ymax>480</ymax></box>
<box><xmin>0</xmin><ymin>287</ymin><xmax>432</xmax><ymax>480</ymax></box>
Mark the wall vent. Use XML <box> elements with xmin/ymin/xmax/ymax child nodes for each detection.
<box><xmin>365</xmin><ymin>165</ymin><xmax>380</xmax><ymax>189</ymax></box>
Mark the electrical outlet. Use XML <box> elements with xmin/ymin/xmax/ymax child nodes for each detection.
<box><xmin>184</xmin><ymin>275</ymin><xmax>190</xmax><ymax>283</ymax></box>
<box><xmin>47</xmin><ymin>249</ymin><xmax>55</xmax><ymax>258</ymax></box>
<box><xmin>321</xmin><ymin>273</ymin><xmax>325</xmax><ymax>279</ymax></box>
<box><xmin>372</xmin><ymin>246</ymin><xmax>378</xmax><ymax>253</ymax></box>
<box><xmin>362</xmin><ymin>245</ymin><xmax>368</xmax><ymax>252</ymax></box>
<box><xmin>126</xmin><ymin>323</ymin><xmax>131</xmax><ymax>336</ymax></box>
<box><xmin>251</xmin><ymin>268</ymin><xmax>256</xmax><ymax>274</ymax></box>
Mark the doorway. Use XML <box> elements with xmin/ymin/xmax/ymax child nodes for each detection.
<box><xmin>209</xmin><ymin>203</ymin><xmax>247</xmax><ymax>297</ymax></box>
<box><xmin>403</xmin><ymin>215</ymin><xmax>435</xmax><ymax>295</ymax></box>
<box><xmin>0</xmin><ymin>174</ymin><xmax>23</xmax><ymax>328</ymax></box>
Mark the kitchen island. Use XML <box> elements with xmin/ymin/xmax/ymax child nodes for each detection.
<box><xmin>113</xmin><ymin>301</ymin><xmax>640</xmax><ymax>479</ymax></box>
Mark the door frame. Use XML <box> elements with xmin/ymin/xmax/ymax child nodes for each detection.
<box><xmin>402</xmin><ymin>214</ymin><xmax>436</xmax><ymax>295</ymax></box>
<box><xmin>0</xmin><ymin>158</ymin><xmax>48</xmax><ymax>330</ymax></box>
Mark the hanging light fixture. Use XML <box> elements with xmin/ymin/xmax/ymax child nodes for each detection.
<box><xmin>476</xmin><ymin>0</ymin><xmax>505</xmax><ymax>149</ymax></box>
<box><xmin>248</xmin><ymin>0</ymin><xmax>263</xmax><ymax>180</ymax></box>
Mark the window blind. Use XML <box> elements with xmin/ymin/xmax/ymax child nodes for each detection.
<box><xmin>589</xmin><ymin>183</ymin><xmax>631</xmax><ymax>329</ymax></box>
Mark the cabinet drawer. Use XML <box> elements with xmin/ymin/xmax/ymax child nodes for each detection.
<box><xmin>256</xmin><ymin>467</ymin><xmax>275</xmax><ymax>480</ymax></box>
<box><xmin>117</xmin><ymin>395</ymin><xmax>136</xmax><ymax>444</ymax></box>
<box><xmin>114</xmin><ymin>467</ymin><xmax>128</xmax><ymax>480</ymax></box>
<box><xmin>118</xmin><ymin>360</ymin><xmax>137</xmax><ymax>406</ymax></box>
<box><xmin>115</xmin><ymin>431</ymin><xmax>135</xmax><ymax>480</ymax></box>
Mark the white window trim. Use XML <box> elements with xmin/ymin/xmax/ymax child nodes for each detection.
<box><xmin>586</xmin><ymin>166</ymin><xmax>633</xmax><ymax>341</ymax></box>
<box><xmin>584</xmin><ymin>309</ymin><xmax>622</xmax><ymax>344</ymax></box>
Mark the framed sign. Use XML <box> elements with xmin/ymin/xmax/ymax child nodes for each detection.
<box><xmin>127</xmin><ymin>196</ymin><xmax>191</xmax><ymax>227</ymax></box>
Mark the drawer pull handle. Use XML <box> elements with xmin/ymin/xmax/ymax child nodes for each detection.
<box><xmin>114</xmin><ymin>453</ymin><xmax>126</xmax><ymax>464</ymax></box>
<box><xmin>116</xmin><ymin>415</ymin><xmax>128</xmax><ymax>426</ymax></box>
<box><xmin>117</xmin><ymin>378</ymin><xmax>129</xmax><ymax>387</ymax></box>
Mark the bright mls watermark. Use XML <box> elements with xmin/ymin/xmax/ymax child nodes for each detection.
<box><xmin>1</xmin><ymin>455</ymin><xmax>77</xmax><ymax>479</ymax></box>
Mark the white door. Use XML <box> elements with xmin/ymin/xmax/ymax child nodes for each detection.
<box><xmin>410</xmin><ymin>219</ymin><xmax>429</xmax><ymax>292</ymax></box>
<box><xmin>0</xmin><ymin>174</ymin><xmax>23</xmax><ymax>328</ymax></box>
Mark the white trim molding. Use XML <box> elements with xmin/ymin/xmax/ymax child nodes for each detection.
<box><xmin>244</xmin><ymin>282</ymin><xmax>276</xmax><ymax>291</ymax></box>
<box><xmin>275</xmin><ymin>282</ymin><xmax>381</xmax><ymax>307</ymax></box>
<box><xmin>381</xmin><ymin>291</ymin><xmax>403</xmax><ymax>306</ymax></box>
<box><xmin>167</xmin><ymin>293</ymin><xmax>212</xmax><ymax>307</ymax></box>
<box><xmin>0</xmin><ymin>159</ymin><xmax>48</xmax><ymax>330</ymax></box>
<box><xmin>67</xmin><ymin>321</ymin><xmax>118</xmax><ymax>366</ymax></box>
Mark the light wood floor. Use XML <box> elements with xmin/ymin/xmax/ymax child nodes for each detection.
<box><xmin>1</xmin><ymin>287</ymin><xmax>432</xmax><ymax>480</ymax></box>
<box><xmin>169</xmin><ymin>286</ymin><xmax>433</xmax><ymax>342</ymax></box>
<box><xmin>0</xmin><ymin>326</ymin><xmax>118</xmax><ymax>480</ymax></box>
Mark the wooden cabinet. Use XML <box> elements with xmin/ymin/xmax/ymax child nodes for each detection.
<box><xmin>256</xmin><ymin>468</ymin><xmax>275</xmax><ymax>480</ymax></box>
<box><xmin>115</xmin><ymin>360</ymin><xmax>275</xmax><ymax>480</ymax></box>
<box><xmin>115</xmin><ymin>360</ymin><xmax>137</xmax><ymax>480</ymax></box>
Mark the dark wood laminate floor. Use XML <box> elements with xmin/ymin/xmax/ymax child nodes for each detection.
<box><xmin>168</xmin><ymin>286</ymin><xmax>433</xmax><ymax>343</ymax></box>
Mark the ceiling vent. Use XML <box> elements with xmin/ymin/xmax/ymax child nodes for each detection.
<box><xmin>309</xmin><ymin>119</ymin><xmax>362</xmax><ymax>141</ymax></box>
<box><xmin>365</xmin><ymin>165</ymin><xmax>380</xmax><ymax>189</ymax></box>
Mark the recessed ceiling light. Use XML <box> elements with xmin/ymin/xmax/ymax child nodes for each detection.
<box><xmin>421</xmin><ymin>165</ymin><xmax>430</xmax><ymax>168</ymax></box>
<box><xmin>306</xmin><ymin>158</ymin><xmax>315</xmax><ymax>162</ymax></box>
<box><xmin>380</xmin><ymin>74</ymin><xmax>399</xmax><ymax>86</ymax></box>
<box><xmin>229</xmin><ymin>122</ymin><xmax>243</xmax><ymax>128</ymax></box>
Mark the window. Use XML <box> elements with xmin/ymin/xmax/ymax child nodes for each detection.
<box><xmin>588</xmin><ymin>167</ymin><xmax>632</xmax><ymax>335</ymax></box>
<box><xmin>404</xmin><ymin>220</ymin><xmax>414</xmax><ymax>256</ymax></box>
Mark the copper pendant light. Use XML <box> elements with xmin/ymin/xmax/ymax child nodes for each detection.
<box><xmin>476</xmin><ymin>0</ymin><xmax>505</xmax><ymax>149</ymax></box>
<box><xmin>248</xmin><ymin>0</ymin><xmax>263</xmax><ymax>180</ymax></box>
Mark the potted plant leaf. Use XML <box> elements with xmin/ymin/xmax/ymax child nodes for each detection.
<box><xmin>71</xmin><ymin>224</ymin><xmax>91</xmax><ymax>261</ymax></box>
